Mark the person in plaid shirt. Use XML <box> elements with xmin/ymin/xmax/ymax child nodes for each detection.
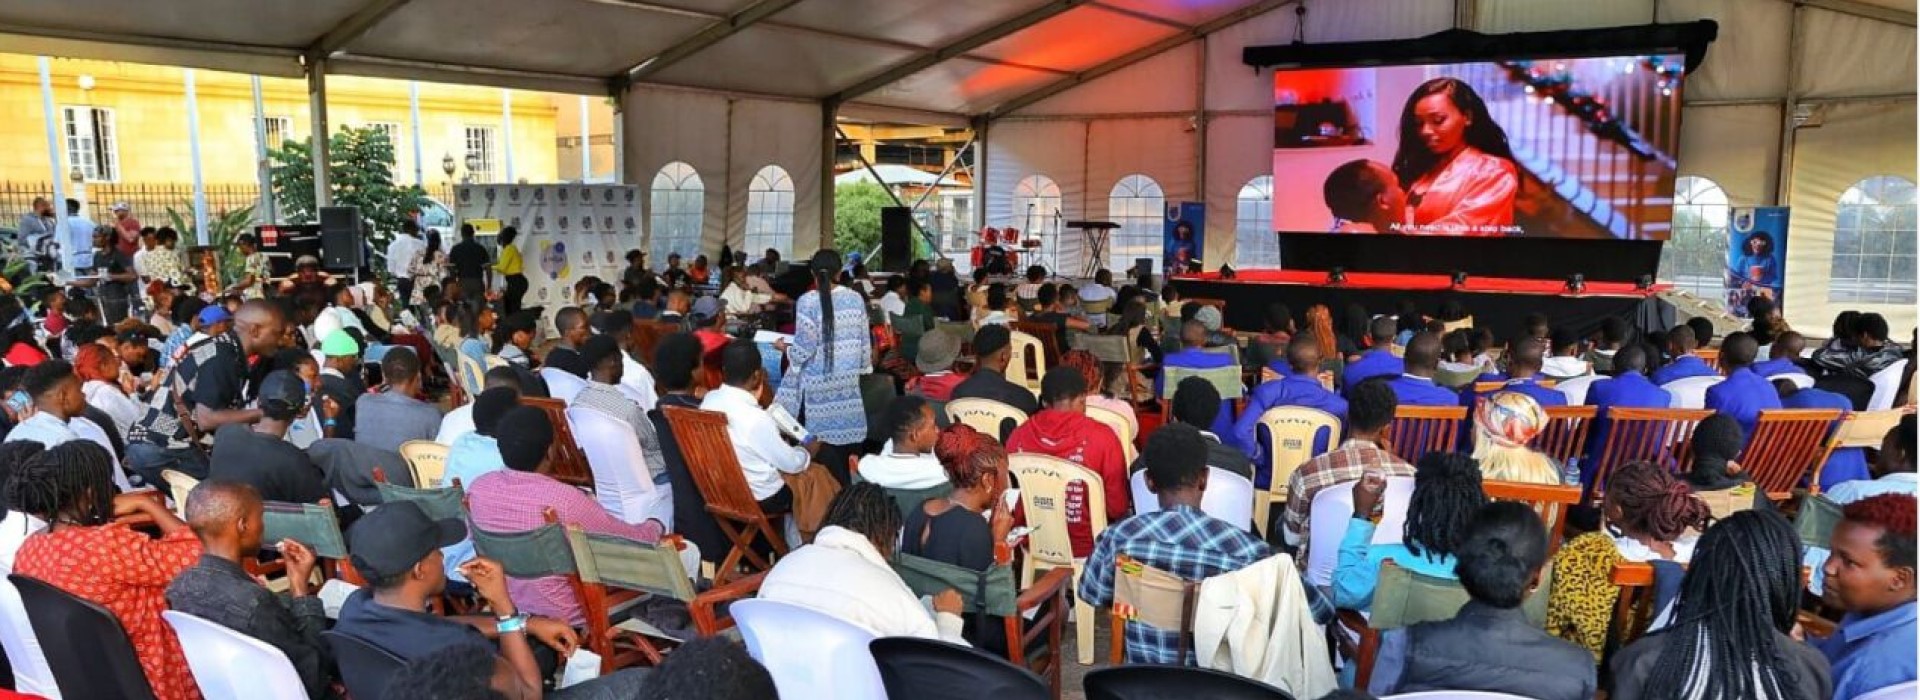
<box><xmin>1283</xmin><ymin>378</ymin><xmax>1413</xmax><ymax>561</ymax></box>
<box><xmin>1081</xmin><ymin>423</ymin><xmax>1332</xmax><ymax>664</ymax></box>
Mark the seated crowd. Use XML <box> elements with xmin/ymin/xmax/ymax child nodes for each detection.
<box><xmin>0</xmin><ymin>246</ymin><xmax>1912</xmax><ymax>700</ymax></box>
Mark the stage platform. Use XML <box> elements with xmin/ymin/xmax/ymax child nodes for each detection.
<box><xmin>1169</xmin><ymin>269</ymin><xmax>1670</xmax><ymax>338</ymax></box>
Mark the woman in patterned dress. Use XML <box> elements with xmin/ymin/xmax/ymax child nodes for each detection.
<box><xmin>10</xmin><ymin>441</ymin><xmax>203</xmax><ymax>700</ymax></box>
<box><xmin>775</xmin><ymin>249</ymin><xmax>872</xmax><ymax>473</ymax></box>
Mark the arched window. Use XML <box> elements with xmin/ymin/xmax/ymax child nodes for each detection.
<box><xmin>745</xmin><ymin>165</ymin><xmax>794</xmax><ymax>259</ymax></box>
<box><xmin>1107</xmin><ymin>174</ymin><xmax>1164</xmax><ymax>272</ymax></box>
<box><xmin>1830</xmin><ymin>175</ymin><xmax>1916</xmax><ymax>304</ymax></box>
<box><xmin>1235</xmin><ymin>176</ymin><xmax>1277</xmax><ymax>268</ymax></box>
<box><xmin>1011</xmin><ymin>175</ymin><xmax>1061</xmax><ymax>268</ymax></box>
<box><xmin>649</xmin><ymin>161</ymin><xmax>704</xmax><ymax>262</ymax></box>
<box><xmin>1657</xmin><ymin>176</ymin><xmax>1730</xmax><ymax>297</ymax></box>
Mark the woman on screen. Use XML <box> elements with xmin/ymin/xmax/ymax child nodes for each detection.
<box><xmin>1392</xmin><ymin>78</ymin><xmax>1519</xmax><ymax>235</ymax></box>
<box><xmin>1735</xmin><ymin>231</ymin><xmax>1779</xmax><ymax>291</ymax></box>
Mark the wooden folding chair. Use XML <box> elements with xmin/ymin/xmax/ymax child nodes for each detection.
<box><xmin>661</xmin><ymin>405</ymin><xmax>789</xmax><ymax>584</ymax></box>
<box><xmin>1340</xmin><ymin>560</ymin><xmax>1554</xmax><ymax>690</ymax></box>
<box><xmin>1160</xmin><ymin>364</ymin><xmax>1245</xmax><ymax>424</ymax></box>
<box><xmin>260</xmin><ymin>500</ymin><xmax>361</xmax><ymax>585</ymax></box>
<box><xmin>1740</xmin><ymin>409</ymin><xmax>1845</xmax><ymax>502</ymax></box>
<box><xmin>397</xmin><ymin>440</ymin><xmax>449</xmax><ymax>488</ymax></box>
<box><xmin>1589</xmin><ymin>407</ymin><xmax>1715</xmax><ymax>499</ymax></box>
<box><xmin>1603</xmin><ymin>561</ymin><xmax>1657</xmax><ymax>663</ymax></box>
<box><xmin>892</xmin><ymin>543</ymin><xmax>1072</xmax><ymax>695</ymax></box>
<box><xmin>519</xmin><ymin>396</ymin><xmax>593</xmax><ymax>487</ymax></box>
<box><xmin>1812</xmin><ymin>410</ymin><xmax>1906</xmax><ymax>493</ymax></box>
<box><xmin>1253</xmin><ymin>406</ymin><xmax>1342</xmax><ymax>538</ymax></box>
<box><xmin>1484</xmin><ymin>480</ymin><xmax>1583</xmax><ymax>556</ymax></box>
<box><xmin>1106</xmin><ymin>555</ymin><xmax>1201</xmax><ymax>666</ymax></box>
<box><xmin>630</xmin><ymin>319</ymin><xmax>679</xmax><ymax>366</ymax></box>
<box><xmin>1011</xmin><ymin>321</ymin><xmax>1063</xmax><ymax>370</ymax></box>
<box><xmin>1696</xmin><ymin>348</ymin><xmax>1722</xmax><ymax>371</ymax></box>
<box><xmin>1535</xmin><ymin>405</ymin><xmax>1599</xmax><ymax>467</ymax></box>
<box><xmin>1383</xmin><ymin>405</ymin><xmax>1468</xmax><ymax>465</ymax></box>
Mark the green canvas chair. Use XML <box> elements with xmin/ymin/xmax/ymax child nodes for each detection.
<box><xmin>261</xmin><ymin>500</ymin><xmax>356</xmax><ymax>583</ymax></box>
<box><xmin>1341</xmin><ymin>560</ymin><xmax>1554</xmax><ymax>689</ymax></box>
<box><xmin>374</xmin><ymin>472</ymin><xmax>467</xmax><ymax>523</ymax></box>
<box><xmin>891</xmin><ymin>551</ymin><xmax>1071</xmax><ymax>696</ymax></box>
<box><xmin>1796</xmin><ymin>493</ymin><xmax>1843</xmax><ymax>551</ymax></box>
<box><xmin>853</xmin><ymin>475</ymin><xmax>956</xmax><ymax>521</ymax></box>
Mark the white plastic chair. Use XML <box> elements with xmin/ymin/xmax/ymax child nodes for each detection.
<box><xmin>1662</xmin><ymin>375</ymin><xmax>1724</xmax><ymax>409</ymax></box>
<box><xmin>567</xmin><ymin>406</ymin><xmax>672</xmax><ymax>527</ymax></box>
<box><xmin>730</xmin><ymin>599</ymin><xmax>886</xmax><ymax>700</ymax></box>
<box><xmin>1776</xmin><ymin>372</ymin><xmax>1816</xmax><ymax>390</ymax></box>
<box><xmin>162</xmin><ymin>610</ymin><xmax>308</xmax><ymax>700</ymax></box>
<box><xmin>1009</xmin><ymin>452</ymin><xmax>1107</xmax><ymax>665</ymax></box>
<box><xmin>1868</xmin><ymin>359</ymin><xmax>1909</xmax><ymax>410</ymax></box>
<box><xmin>1552</xmin><ymin>374</ymin><xmax>1602</xmax><ymax>406</ymax></box>
<box><xmin>1305</xmin><ymin>476</ymin><xmax>1415</xmax><ymax>588</ymax></box>
<box><xmin>539</xmin><ymin>366</ymin><xmax>588</xmax><ymax>403</ymax></box>
<box><xmin>945</xmin><ymin>398</ymin><xmax>1029</xmax><ymax>443</ymax></box>
<box><xmin>1857</xmin><ymin>680</ymin><xmax>1920</xmax><ymax>700</ymax></box>
<box><xmin>0</xmin><ymin>576</ymin><xmax>60</xmax><ymax>699</ymax></box>
<box><xmin>1385</xmin><ymin>692</ymin><xmax>1538</xmax><ymax>699</ymax></box>
<box><xmin>1130</xmin><ymin>467</ymin><xmax>1255</xmax><ymax>531</ymax></box>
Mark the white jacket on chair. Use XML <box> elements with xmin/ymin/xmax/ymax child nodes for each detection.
<box><xmin>1193</xmin><ymin>553</ymin><xmax>1337</xmax><ymax>698</ymax></box>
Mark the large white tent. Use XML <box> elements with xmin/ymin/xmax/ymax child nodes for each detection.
<box><xmin>5</xmin><ymin>0</ymin><xmax>1911</xmax><ymax>332</ymax></box>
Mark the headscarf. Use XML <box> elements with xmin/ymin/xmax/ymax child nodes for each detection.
<box><xmin>1470</xmin><ymin>391</ymin><xmax>1559</xmax><ymax>484</ymax></box>
<box><xmin>810</xmin><ymin>249</ymin><xmax>842</xmax><ymax>367</ymax></box>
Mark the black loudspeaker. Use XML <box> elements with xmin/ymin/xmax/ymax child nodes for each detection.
<box><xmin>318</xmin><ymin>206</ymin><xmax>363</xmax><ymax>270</ymax></box>
<box><xmin>879</xmin><ymin>207</ymin><xmax>912</xmax><ymax>273</ymax></box>
<box><xmin>1134</xmin><ymin>258</ymin><xmax>1154</xmax><ymax>279</ymax></box>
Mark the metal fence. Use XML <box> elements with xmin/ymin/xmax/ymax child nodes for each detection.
<box><xmin>0</xmin><ymin>181</ymin><xmax>459</xmax><ymax>232</ymax></box>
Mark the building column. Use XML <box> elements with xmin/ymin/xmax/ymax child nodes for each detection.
<box><xmin>251</xmin><ymin>75</ymin><xmax>278</xmax><ymax>224</ymax></box>
<box><xmin>501</xmin><ymin>89</ymin><xmax>516</xmax><ymax>182</ymax></box>
<box><xmin>186</xmin><ymin>69</ymin><xmax>209</xmax><ymax>244</ymax></box>
<box><xmin>307</xmin><ymin>57</ymin><xmax>331</xmax><ymax>208</ymax></box>
<box><xmin>820</xmin><ymin>101</ymin><xmax>838</xmax><ymax>251</ymax></box>
<box><xmin>409</xmin><ymin>81</ymin><xmax>425</xmax><ymax>187</ymax></box>
<box><xmin>578</xmin><ymin>95</ymin><xmax>592</xmax><ymax>182</ymax></box>
<box><xmin>38</xmin><ymin>57</ymin><xmax>68</xmax><ymax>241</ymax></box>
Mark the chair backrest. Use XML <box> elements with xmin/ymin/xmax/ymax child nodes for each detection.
<box><xmin>1661</xmin><ymin>375</ymin><xmax>1723</xmax><ymax>409</ymax></box>
<box><xmin>519</xmin><ymin>396</ymin><xmax>592</xmax><ymax>487</ymax></box>
<box><xmin>539</xmin><ymin>366</ymin><xmax>589</xmax><ymax>403</ymax></box>
<box><xmin>1795</xmin><ymin>493</ymin><xmax>1844</xmax><ymax>550</ymax></box>
<box><xmin>397</xmin><ymin>439</ymin><xmax>449</xmax><ymax>488</ymax></box>
<box><xmin>1384</xmin><ymin>405</ymin><xmax>1467</xmax><ymax>465</ymax></box>
<box><xmin>1009</xmin><ymin>453</ymin><xmax>1108</xmax><ymax>568</ymax></box>
<box><xmin>877</xmin><ymin>481</ymin><xmax>957</xmax><ymax>521</ymax></box>
<box><xmin>1483</xmin><ymin>480</ymin><xmax>1583</xmax><ymax>556</ymax></box>
<box><xmin>456</xmin><ymin>352</ymin><xmax>487</xmax><ymax>398</ymax></box>
<box><xmin>945</xmin><ymin>398</ymin><xmax>1029</xmax><ymax>443</ymax></box>
<box><xmin>1552</xmin><ymin>374</ymin><xmax>1602</xmax><ymax>405</ymax></box>
<box><xmin>1012</xmin><ymin>320</ymin><xmax>1063</xmax><ymax>365</ymax></box>
<box><xmin>869</xmin><ymin>637</ymin><xmax>1050</xmax><ymax>700</ymax></box>
<box><xmin>161</xmin><ymin>468</ymin><xmax>200</xmax><ymax>517</ymax></box>
<box><xmin>1369</xmin><ymin>560</ymin><xmax>1552</xmax><ymax>630</ymax></box>
<box><xmin>731</xmin><ymin>599</ymin><xmax>887</xmax><ymax>700</ymax></box>
<box><xmin>1161</xmin><ymin>364</ymin><xmax>1245</xmax><ymax>401</ymax></box>
<box><xmin>1306</xmin><ymin>476</ymin><xmax>1415</xmax><ymax>587</ymax></box>
<box><xmin>1741</xmin><ymin>408</ymin><xmax>1845</xmax><ymax>498</ymax></box>
<box><xmin>659</xmin><ymin>405</ymin><xmax>765</xmax><ymax>524</ymax></box>
<box><xmin>565</xmin><ymin>526</ymin><xmax>698</xmax><ymax>602</ymax></box>
<box><xmin>324</xmin><ymin>631</ymin><xmax>405</xmax><ymax>700</ymax></box>
<box><xmin>1868</xmin><ymin>358</ymin><xmax>1910</xmax><ymax>410</ymax></box>
<box><xmin>1128</xmin><ymin>467</ymin><xmax>1254</xmax><ymax>530</ymax></box>
<box><xmin>1108</xmin><ymin>555</ymin><xmax>1201</xmax><ymax>664</ymax></box>
<box><xmin>1256</xmin><ymin>406</ymin><xmax>1343</xmax><ymax>501</ymax></box>
<box><xmin>1695</xmin><ymin>347</ymin><xmax>1722</xmax><ymax>371</ymax></box>
<box><xmin>468</xmin><ymin>516</ymin><xmax>578</xmax><ymax>580</ymax></box>
<box><xmin>630</xmin><ymin>319</ymin><xmax>679</xmax><ymax>365</ymax></box>
<box><xmin>1776</xmin><ymin>372</ymin><xmax>1816</xmax><ymax>390</ymax></box>
<box><xmin>1083</xmin><ymin>665</ymin><xmax>1294</xmax><ymax>700</ymax></box>
<box><xmin>892</xmin><ymin>552</ymin><xmax>1019</xmax><ymax>617</ymax></box>
<box><xmin>1855</xmin><ymin>680</ymin><xmax>1920</xmax><ymax>700</ymax></box>
<box><xmin>261</xmin><ymin>500</ymin><xmax>349</xmax><ymax>560</ymax></box>
<box><xmin>1591</xmin><ymin>407</ymin><xmax>1715</xmax><ymax>495</ymax></box>
<box><xmin>1085</xmin><ymin>403</ymin><xmax>1137</xmax><ymax>464</ymax></box>
<box><xmin>1534</xmin><ymin>405</ymin><xmax>1599</xmax><ymax>467</ymax></box>
<box><xmin>1007</xmin><ymin>330</ymin><xmax>1047</xmax><ymax>393</ymax></box>
<box><xmin>0</xmin><ymin>576</ymin><xmax>60</xmax><ymax>699</ymax></box>
<box><xmin>8</xmin><ymin>574</ymin><xmax>156</xmax><ymax>700</ymax></box>
<box><xmin>484</xmin><ymin>354</ymin><xmax>509</xmax><ymax>370</ymax></box>
<box><xmin>374</xmin><ymin>471</ymin><xmax>468</xmax><ymax>523</ymax></box>
<box><xmin>1833</xmin><ymin>409</ymin><xmax>1905</xmax><ymax>449</ymax></box>
<box><xmin>162</xmin><ymin>610</ymin><xmax>308</xmax><ymax>700</ymax></box>
<box><xmin>567</xmin><ymin>406</ymin><xmax>667</xmax><ymax>525</ymax></box>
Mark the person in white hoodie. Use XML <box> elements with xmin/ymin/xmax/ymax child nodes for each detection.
<box><xmin>758</xmin><ymin>482</ymin><xmax>969</xmax><ymax>644</ymax></box>
<box><xmin>1541</xmin><ymin>326</ymin><xmax>1593</xmax><ymax>380</ymax></box>
<box><xmin>853</xmin><ymin>396</ymin><xmax>947</xmax><ymax>491</ymax></box>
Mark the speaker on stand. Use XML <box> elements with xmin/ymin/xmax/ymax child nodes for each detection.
<box><xmin>318</xmin><ymin>206</ymin><xmax>364</xmax><ymax>273</ymax></box>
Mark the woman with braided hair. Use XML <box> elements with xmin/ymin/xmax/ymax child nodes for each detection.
<box><xmin>1334</xmin><ymin>451</ymin><xmax>1488</xmax><ymax>611</ymax></box>
<box><xmin>1062</xmin><ymin>349</ymin><xmax>1137</xmax><ymax>438</ymax></box>
<box><xmin>12</xmin><ymin>440</ymin><xmax>203</xmax><ymax>700</ymax></box>
<box><xmin>0</xmin><ymin>439</ymin><xmax>47</xmax><ymax>574</ymax></box>
<box><xmin>1608</xmin><ymin>509</ymin><xmax>1833</xmax><ymax>700</ymax></box>
<box><xmin>774</xmin><ymin>248</ymin><xmax>873</xmax><ymax>477</ymax></box>
<box><xmin>1606</xmin><ymin>459</ymin><xmax>1713</xmax><ymax>563</ymax></box>
<box><xmin>759</xmin><ymin>481</ymin><xmax>970</xmax><ymax>644</ymax></box>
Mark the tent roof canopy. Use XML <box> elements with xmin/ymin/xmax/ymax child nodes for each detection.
<box><xmin>2</xmin><ymin>0</ymin><xmax>1911</xmax><ymax>118</ymax></box>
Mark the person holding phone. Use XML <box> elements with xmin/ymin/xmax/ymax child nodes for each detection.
<box><xmin>900</xmin><ymin>423</ymin><xmax>1017</xmax><ymax>652</ymax></box>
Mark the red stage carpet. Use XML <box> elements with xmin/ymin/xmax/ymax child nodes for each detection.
<box><xmin>1172</xmin><ymin>269</ymin><xmax>1666</xmax><ymax>298</ymax></box>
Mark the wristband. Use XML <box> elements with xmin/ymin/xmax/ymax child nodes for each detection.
<box><xmin>496</xmin><ymin>612</ymin><xmax>529</xmax><ymax>634</ymax></box>
<box><xmin>323</xmin><ymin>419</ymin><xmax>337</xmax><ymax>427</ymax></box>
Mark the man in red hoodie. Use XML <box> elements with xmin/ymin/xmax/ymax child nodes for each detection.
<box><xmin>1006</xmin><ymin>366</ymin><xmax>1129</xmax><ymax>558</ymax></box>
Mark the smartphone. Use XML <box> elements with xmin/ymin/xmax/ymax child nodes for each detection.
<box><xmin>1002</xmin><ymin>488</ymin><xmax>1021</xmax><ymax>511</ymax></box>
<box><xmin>1005</xmin><ymin>525</ymin><xmax>1037</xmax><ymax>544</ymax></box>
<box><xmin>5</xmin><ymin>391</ymin><xmax>28</xmax><ymax>414</ymax></box>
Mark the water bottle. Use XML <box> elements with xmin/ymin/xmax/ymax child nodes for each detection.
<box><xmin>1562</xmin><ymin>457</ymin><xmax>1582</xmax><ymax>487</ymax></box>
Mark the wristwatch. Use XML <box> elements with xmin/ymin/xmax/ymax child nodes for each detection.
<box><xmin>496</xmin><ymin>612</ymin><xmax>529</xmax><ymax>634</ymax></box>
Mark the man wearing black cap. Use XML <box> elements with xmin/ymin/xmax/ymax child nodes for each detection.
<box><xmin>333</xmin><ymin>501</ymin><xmax>647</xmax><ymax>697</ymax></box>
<box><xmin>209</xmin><ymin>370</ymin><xmax>327</xmax><ymax>504</ymax></box>
<box><xmin>949</xmin><ymin>324</ymin><xmax>1040</xmax><ymax>417</ymax></box>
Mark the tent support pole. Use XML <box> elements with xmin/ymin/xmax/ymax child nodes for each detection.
<box><xmin>307</xmin><ymin>55</ymin><xmax>331</xmax><ymax>209</ymax></box>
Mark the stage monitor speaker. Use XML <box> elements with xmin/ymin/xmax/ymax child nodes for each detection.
<box><xmin>879</xmin><ymin>207</ymin><xmax>912</xmax><ymax>273</ymax></box>
<box><xmin>1134</xmin><ymin>258</ymin><xmax>1154</xmax><ymax>279</ymax></box>
<box><xmin>318</xmin><ymin>206</ymin><xmax>363</xmax><ymax>270</ymax></box>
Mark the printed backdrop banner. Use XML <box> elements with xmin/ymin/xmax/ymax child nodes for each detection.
<box><xmin>1164</xmin><ymin>201</ymin><xmax>1205</xmax><ymax>273</ymax></box>
<box><xmin>1724</xmin><ymin>206</ymin><xmax>1789</xmax><ymax>318</ymax></box>
<box><xmin>455</xmin><ymin>184</ymin><xmax>643</xmax><ymax>334</ymax></box>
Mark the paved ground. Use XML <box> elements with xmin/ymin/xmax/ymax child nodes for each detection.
<box><xmin>1058</xmin><ymin>613</ymin><xmax>1113</xmax><ymax>699</ymax></box>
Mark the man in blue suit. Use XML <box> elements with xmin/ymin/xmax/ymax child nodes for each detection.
<box><xmin>1651</xmin><ymin>325</ymin><xmax>1717</xmax><ymax>386</ymax></box>
<box><xmin>1752</xmin><ymin>331</ymin><xmax>1808</xmax><ymax>379</ymax></box>
<box><xmin>1232</xmin><ymin>333</ymin><xmax>1347</xmax><ymax>485</ymax></box>
<box><xmin>1342</xmin><ymin>315</ymin><xmax>1402</xmax><ymax>393</ymax></box>
<box><xmin>1774</xmin><ymin>376</ymin><xmax>1872</xmax><ymax>490</ymax></box>
<box><xmin>1159</xmin><ymin>319</ymin><xmax>1237</xmax><ymax>435</ymax></box>
<box><xmin>1704</xmin><ymin>332</ymin><xmax>1783</xmax><ymax>437</ymax></box>
<box><xmin>1584</xmin><ymin>343</ymin><xmax>1672</xmax><ymax>486</ymax></box>
<box><xmin>1464</xmin><ymin>337</ymin><xmax>1567</xmax><ymax>409</ymax></box>
<box><xmin>1388</xmin><ymin>333</ymin><xmax>1462</xmax><ymax>407</ymax></box>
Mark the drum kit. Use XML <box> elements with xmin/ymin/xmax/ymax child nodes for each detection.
<box><xmin>969</xmin><ymin>221</ymin><xmax>1117</xmax><ymax>278</ymax></box>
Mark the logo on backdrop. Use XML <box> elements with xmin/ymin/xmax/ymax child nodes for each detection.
<box><xmin>1725</xmin><ymin>206</ymin><xmax>1789</xmax><ymax>318</ymax></box>
<box><xmin>540</xmin><ymin>240</ymin><xmax>569</xmax><ymax>281</ymax></box>
<box><xmin>1163</xmin><ymin>202</ymin><xmax>1205</xmax><ymax>275</ymax></box>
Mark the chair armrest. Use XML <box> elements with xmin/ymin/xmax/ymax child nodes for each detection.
<box><xmin>1017</xmin><ymin>567</ymin><xmax>1073</xmax><ymax>611</ymax></box>
<box><xmin>691</xmin><ymin>571</ymin><xmax>767</xmax><ymax>635</ymax></box>
<box><xmin>1336</xmin><ymin>608</ymin><xmax>1382</xmax><ymax>689</ymax></box>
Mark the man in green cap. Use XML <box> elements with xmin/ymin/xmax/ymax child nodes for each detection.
<box><xmin>318</xmin><ymin>329</ymin><xmax>365</xmax><ymax>440</ymax></box>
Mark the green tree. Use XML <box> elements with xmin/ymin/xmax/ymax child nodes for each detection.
<box><xmin>833</xmin><ymin>181</ymin><xmax>891</xmax><ymax>256</ymax></box>
<box><xmin>268</xmin><ymin>126</ymin><xmax>426</xmax><ymax>270</ymax></box>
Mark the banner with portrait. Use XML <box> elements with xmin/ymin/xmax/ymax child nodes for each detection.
<box><xmin>1163</xmin><ymin>201</ymin><xmax>1205</xmax><ymax>274</ymax></box>
<box><xmin>454</xmin><ymin>184</ymin><xmax>643</xmax><ymax>334</ymax></box>
<box><xmin>1724</xmin><ymin>206</ymin><xmax>1789</xmax><ymax>318</ymax></box>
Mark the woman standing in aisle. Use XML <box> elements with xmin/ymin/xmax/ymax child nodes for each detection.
<box><xmin>775</xmin><ymin>249</ymin><xmax>872</xmax><ymax>484</ymax></box>
<box><xmin>495</xmin><ymin>226</ymin><xmax>527</xmax><ymax>316</ymax></box>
